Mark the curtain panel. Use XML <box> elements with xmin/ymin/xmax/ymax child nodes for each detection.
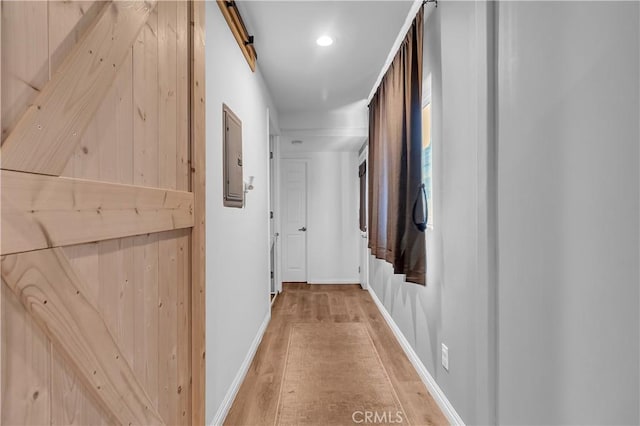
<box><xmin>368</xmin><ymin>7</ymin><xmax>425</xmax><ymax>285</ymax></box>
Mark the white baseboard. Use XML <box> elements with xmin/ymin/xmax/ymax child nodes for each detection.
<box><xmin>307</xmin><ymin>278</ymin><xmax>360</xmax><ymax>284</ymax></box>
<box><xmin>210</xmin><ymin>310</ymin><xmax>271</xmax><ymax>426</ymax></box>
<box><xmin>367</xmin><ymin>286</ymin><xmax>465</xmax><ymax>426</ymax></box>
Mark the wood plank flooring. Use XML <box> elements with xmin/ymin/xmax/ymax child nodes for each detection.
<box><xmin>224</xmin><ymin>283</ymin><xmax>448</xmax><ymax>426</ymax></box>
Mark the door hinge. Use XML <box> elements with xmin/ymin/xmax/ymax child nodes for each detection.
<box><xmin>270</xmin><ymin>151</ymin><xmax>274</xmax><ymax>159</ymax></box>
<box><xmin>358</xmin><ymin>266</ymin><xmax>361</xmax><ymax>273</ymax></box>
<box><xmin>270</xmin><ymin>211</ymin><xmax>274</xmax><ymax>219</ymax></box>
<box><xmin>270</xmin><ymin>271</ymin><xmax>274</xmax><ymax>279</ymax></box>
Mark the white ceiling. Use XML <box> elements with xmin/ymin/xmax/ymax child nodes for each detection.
<box><xmin>236</xmin><ymin>0</ymin><xmax>414</xmax><ymax>152</ymax></box>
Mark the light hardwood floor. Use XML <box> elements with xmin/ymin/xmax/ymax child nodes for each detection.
<box><xmin>225</xmin><ymin>283</ymin><xmax>448</xmax><ymax>426</ymax></box>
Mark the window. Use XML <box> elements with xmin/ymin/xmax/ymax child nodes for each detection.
<box><xmin>422</xmin><ymin>74</ymin><xmax>433</xmax><ymax>228</ymax></box>
<box><xmin>359</xmin><ymin>160</ymin><xmax>367</xmax><ymax>232</ymax></box>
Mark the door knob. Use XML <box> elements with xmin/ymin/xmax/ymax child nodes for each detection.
<box><xmin>298</xmin><ymin>226</ymin><xmax>307</xmax><ymax>232</ymax></box>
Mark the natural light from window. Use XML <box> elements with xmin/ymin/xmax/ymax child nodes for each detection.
<box><xmin>422</xmin><ymin>73</ymin><xmax>433</xmax><ymax>229</ymax></box>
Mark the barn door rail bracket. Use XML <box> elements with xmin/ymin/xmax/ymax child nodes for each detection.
<box><xmin>218</xmin><ymin>0</ymin><xmax>257</xmax><ymax>70</ymax></box>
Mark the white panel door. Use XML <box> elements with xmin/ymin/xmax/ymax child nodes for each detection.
<box><xmin>282</xmin><ymin>160</ymin><xmax>307</xmax><ymax>282</ymax></box>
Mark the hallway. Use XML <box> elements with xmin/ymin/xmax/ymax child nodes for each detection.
<box><xmin>225</xmin><ymin>284</ymin><xmax>447</xmax><ymax>425</ymax></box>
<box><xmin>0</xmin><ymin>1</ymin><xmax>638</xmax><ymax>425</ymax></box>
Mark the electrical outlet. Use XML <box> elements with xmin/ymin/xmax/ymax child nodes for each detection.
<box><xmin>441</xmin><ymin>343</ymin><xmax>449</xmax><ymax>371</ymax></box>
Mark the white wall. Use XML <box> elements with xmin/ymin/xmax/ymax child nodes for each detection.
<box><xmin>280</xmin><ymin>151</ymin><xmax>360</xmax><ymax>284</ymax></box>
<box><xmin>368</xmin><ymin>3</ymin><xmax>495</xmax><ymax>424</ymax></box>
<box><xmin>279</xmin><ymin>102</ymin><xmax>368</xmax><ymax>134</ymax></box>
<box><xmin>496</xmin><ymin>2</ymin><xmax>639</xmax><ymax>424</ymax></box>
<box><xmin>278</xmin><ymin>104</ymin><xmax>368</xmax><ymax>153</ymax></box>
<box><xmin>205</xmin><ymin>3</ymin><xmax>279</xmax><ymax>423</ymax></box>
<box><xmin>371</xmin><ymin>2</ymin><xmax>639</xmax><ymax>425</ymax></box>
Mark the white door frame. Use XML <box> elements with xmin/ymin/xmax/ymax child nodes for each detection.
<box><xmin>279</xmin><ymin>158</ymin><xmax>309</xmax><ymax>283</ymax></box>
<box><xmin>267</xmin><ymin>110</ymin><xmax>283</xmax><ymax>295</ymax></box>
<box><xmin>272</xmin><ymin>136</ymin><xmax>283</xmax><ymax>293</ymax></box>
<box><xmin>266</xmin><ymin>110</ymin><xmax>273</xmax><ymax>301</ymax></box>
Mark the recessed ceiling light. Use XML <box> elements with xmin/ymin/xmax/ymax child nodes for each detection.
<box><xmin>316</xmin><ymin>36</ymin><xmax>333</xmax><ymax>47</ymax></box>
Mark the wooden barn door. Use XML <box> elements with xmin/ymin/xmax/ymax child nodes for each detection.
<box><xmin>0</xmin><ymin>1</ymin><xmax>206</xmax><ymax>425</ymax></box>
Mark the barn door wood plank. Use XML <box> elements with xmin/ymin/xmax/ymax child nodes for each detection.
<box><xmin>1</xmin><ymin>284</ymin><xmax>52</xmax><ymax>426</ymax></box>
<box><xmin>1</xmin><ymin>4</ymin><xmax>54</xmax><ymax>425</ymax></box>
<box><xmin>1</xmin><ymin>170</ymin><xmax>194</xmax><ymax>255</ymax></box>
<box><xmin>0</xmin><ymin>5</ymin><xmax>2</xmax><ymax>421</ymax></box>
<box><xmin>1</xmin><ymin>0</ymin><xmax>157</xmax><ymax>176</ymax></box>
<box><xmin>157</xmin><ymin>1</ymin><xmax>179</xmax><ymax>422</ymax></box>
<box><xmin>1</xmin><ymin>248</ymin><xmax>165</xmax><ymax>426</ymax></box>
<box><xmin>190</xmin><ymin>2</ymin><xmax>207</xmax><ymax>424</ymax></box>
<box><xmin>132</xmin><ymin>7</ymin><xmax>161</xmax><ymax>410</ymax></box>
<box><xmin>63</xmin><ymin>239</ymin><xmax>103</xmax><ymax>424</ymax></box>
<box><xmin>0</xmin><ymin>0</ymin><xmax>49</xmax><ymax>144</ymax></box>
<box><xmin>176</xmin><ymin>2</ymin><xmax>192</xmax><ymax>423</ymax></box>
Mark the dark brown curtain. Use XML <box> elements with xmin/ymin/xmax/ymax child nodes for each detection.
<box><xmin>368</xmin><ymin>7</ymin><xmax>425</xmax><ymax>285</ymax></box>
<box><xmin>359</xmin><ymin>161</ymin><xmax>367</xmax><ymax>232</ymax></box>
